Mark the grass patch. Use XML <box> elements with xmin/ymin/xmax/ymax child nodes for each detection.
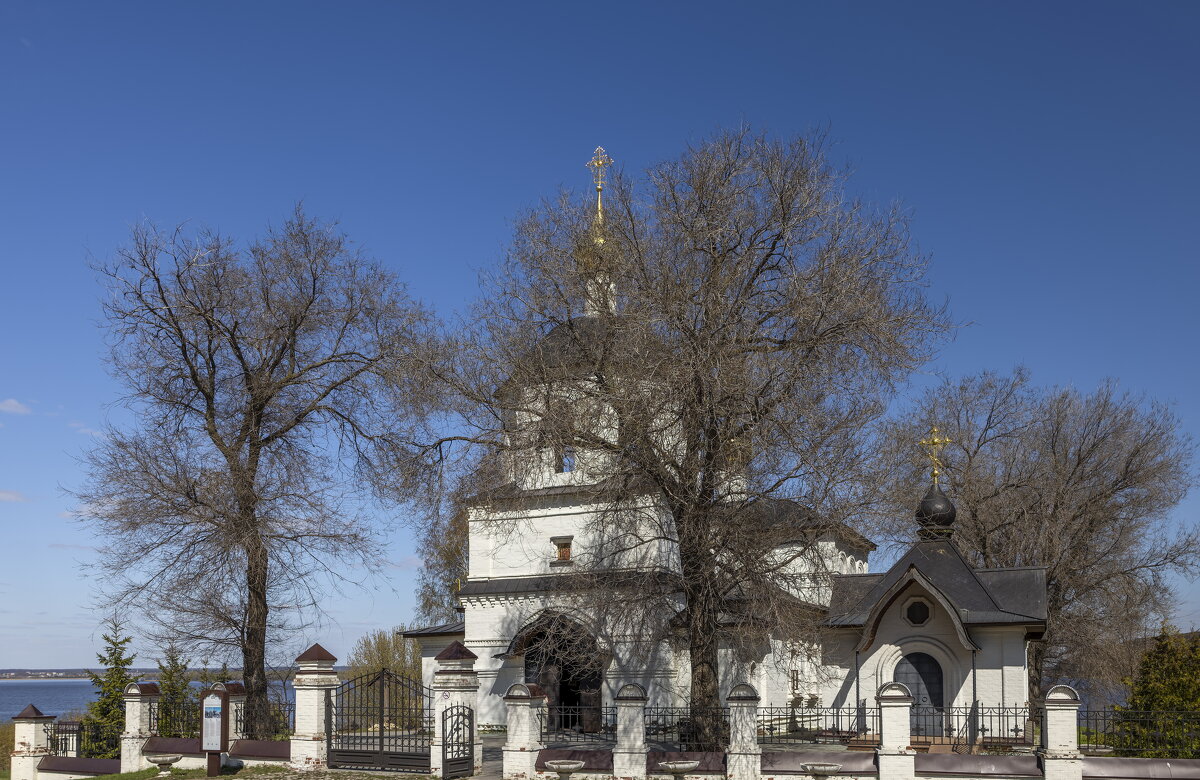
<box><xmin>88</xmin><ymin>765</ymin><xmax>291</xmax><ymax>780</ymax></box>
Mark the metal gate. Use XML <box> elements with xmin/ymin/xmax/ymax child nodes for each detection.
<box><xmin>441</xmin><ymin>704</ymin><xmax>474</xmax><ymax>779</ymax></box>
<box><xmin>326</xmin><ymin>668</ymin><xmax>433</xmax><ymax>772</ymax></box>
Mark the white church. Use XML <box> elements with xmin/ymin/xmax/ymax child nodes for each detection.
<box><xmin>405</xmin><ymin>151</ymin><xmax>1047</xmax><ymax>731</ymax></box>
<box><xmin>406</xmin><ymin>472</ymin><xmax>1046</xmax><ymax>730</ymax></box>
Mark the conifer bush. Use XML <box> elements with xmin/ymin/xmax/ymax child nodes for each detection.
<box><xmin>83</xmin><ymin>619</ymin><xmax>139</xmax><ymax>759</ymax></box>
<box><xmin>1112</xmin><ymin>626</ymin><xmax>1200</xmax><ymax>757</ymax></box>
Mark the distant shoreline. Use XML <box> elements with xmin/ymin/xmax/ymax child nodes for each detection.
<box><xmin>0</xmin><ymin>677</ymin><xmax>94</xmax><ymax>681</ymax></box>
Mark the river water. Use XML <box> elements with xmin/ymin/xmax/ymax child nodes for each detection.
<box><xmin>0</xmin><ymin>679</ymin><xmax>98</xmax><ymax>720</ymax></box>
<box><xmin>0</xmin><ymin>678</ymin><xmax>295</xmax><ymax>721</ymax></box>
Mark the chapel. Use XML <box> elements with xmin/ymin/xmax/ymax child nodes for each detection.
<box><xmin>404</xmin><ymin>149</ymin><xmax>1048</xmax><ymax>730</ymax></box>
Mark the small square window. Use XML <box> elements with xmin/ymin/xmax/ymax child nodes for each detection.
<box><xmin>550</xmin><ymin>536</ymin><xmax>573</xmax><ymax>566</ymax></box>
<box><xmin>557</xmin><ymin>445</ymin><xmax>577</xmax><ymax>473</ymax></box>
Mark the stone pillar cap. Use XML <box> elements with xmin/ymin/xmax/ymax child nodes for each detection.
<box><xmin>876</xmin><ymin>681</ymin><xmax>914</xmax><ymax>702</ymax></box>
<box><xmin>1043</xmin><ymin>684</ymin><xmax>1081</xmax><ymax>703</ymax></box>
<box><xmin>615</xmin><ymin>683</ymin><xmax>648</xmax><ymax>702</ymax></box>
<box><xmin>727</xmin><ymin>683</ymin><xmax>760</xmax><ymax>702</ymax></box>
<box><xmin>434</xmin><ymin>640</ymin><xmax>477</xmax><ymax>661</ymax></box>
<box><xmin>295</xmin><ymin>643</ymin><xmax>337</xmax><ymax>663</ymax></box>
<box><xmin>13</xmin><ymin>704</ymin><xmax>53</xmax><ymax>720</ymax></box>
<box><xmin>124</xmin><ymin>682</ymin><xmax>161</xmax><ymax>696</ymax></box>
<box><xmin>504</xmin><ymin>682</ymin><xmax>547</xmax><ymax>700</ymax></box>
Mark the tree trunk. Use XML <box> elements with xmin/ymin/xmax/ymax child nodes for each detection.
<box><xmin>242</xmin><ymin>539</ymin><xmax>271</xmax><ymax>740</ymax></box>
<box><xmin>1027</xmin><ymin>639</ymin><xmax>1047</xmax><ymax>704</ymax></box>
<box><xmin>686</xmin><ymin>586</ymin><xmax>723</xmax><ymax>750</ymax></box>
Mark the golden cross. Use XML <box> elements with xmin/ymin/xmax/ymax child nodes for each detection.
<box><xmin>586</xmin><ymin>146</ymin><xmax>614</xmax><ymax>223</ymax></box>
<box><xmin>586</xmin><ymin>146</ymin><xmax>613</xmax><ymax>190</ymax></box>
<box><xmin>918</xmin><ymin>425</ymin><xmax>953</xmax><ymax>485</ymax></box>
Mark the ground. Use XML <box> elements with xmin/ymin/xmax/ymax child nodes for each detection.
<box><xmin>82</xmin><ymin>735</ymin><xmax>511</xmax><ymax>780</ymax></box>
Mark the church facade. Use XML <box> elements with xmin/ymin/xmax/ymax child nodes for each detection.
<box><xmin>405</xmin><ymin>474</ymin><xmax>1047</xmax><ymax>729</ymax></box>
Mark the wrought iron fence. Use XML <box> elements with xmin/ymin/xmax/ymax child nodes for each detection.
<box><xmin>149</xmin><ymin>700</ymin><xmax>201</xmax><ymax>738</ymax></box>
<box><xmin>909</xmin><ymin>706</ymin><xmax>1038</xmax><ymax>753</ymax></box>
<box><xmin>234</xmin><ymin>702</ymin><xmax>296</xmax><ymax>740</ymax></box>
<box><xmin>539</xmin><ymin>705</ymin><xmax>617</xmax><ymax>745</ymax></box>
<box><xmin>757</xmin><ymin>705</ymin><xmax>881</xmax><ymax>746</ymax></box>
<box><xmin>45</xmin><ymin>720</ymin><xmax>123</xmax><ymax>759</ymax></box>
<box><xmin>644</xmin><ymin>706</ymin><xmax>730</xmax><ymax>751</ymax></box>
<box><xmin>1078</xmin><ymin>710</ymin><xmax>1200</xmax><ymax>757</ymax></box>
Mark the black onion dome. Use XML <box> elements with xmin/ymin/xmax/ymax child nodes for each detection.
<box><xmin>916</xmin><ymin>483</ymin><xmax>956</xmax><ymax>532</ymax></box>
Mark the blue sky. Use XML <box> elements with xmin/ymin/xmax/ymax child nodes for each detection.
<box><xmin>0</xmin><ymin>1</ymin><xmax>1197</xmax><ymax>668</ymax></box>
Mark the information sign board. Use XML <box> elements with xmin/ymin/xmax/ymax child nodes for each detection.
<box><xmin>202</xmin><ymin>693</ymin><xmax>224</xmax><ymax>752</ymax></box>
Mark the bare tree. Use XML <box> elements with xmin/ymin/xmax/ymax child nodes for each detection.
<box><xmin>445</xmin><ymin>129</ymin><xmax>950</xmax><ymax>741</ymax></box>
<box><xmin>873</xmin><ymin>367</ymin><xmax>1198</xmax><ymax>701</ymax></box>
<box><xmin>75</xmin><ymin>208</ymin><xmax>441</xmax><ymax>737</ymax></box>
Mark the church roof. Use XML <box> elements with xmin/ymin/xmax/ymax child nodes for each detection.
<box><xmin>755</xmin><ymin>498</ymin><xmax>876</xmax><ymax>552</ymax></box>
<box><xmin>402</xmin><ymin>620</ymin><xmax>466</xmax><ymax>638</ymax></box>
<box><xmin>498</xmin><ymin>315</ymin><xmax>673</xmax><ymax>395</ymax></box>
<box><xmin>826</xmin><ymin>538</ymin><xmax>1046</xmax><ymax>627</ymax></box>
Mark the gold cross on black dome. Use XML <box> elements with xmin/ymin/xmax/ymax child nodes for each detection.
<box><xmin>918</xmin><ymin>425</ymin><xmax>953</xmax><ymax>485</ymax></box>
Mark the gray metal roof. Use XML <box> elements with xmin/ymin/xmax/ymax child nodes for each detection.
<box><xmin>401</xmin><ymin>620</ymin><xmax>465</xmax><ymax>638</ymax></box>
<box><xmin>456</xmin><ymin>575</ymin><xmax>567</xmax><ymax>597</ymax></box>
<box><xmin>826</xmin><ymin>539</ymin><xmax>1046</xmax><ymax>627</ymax></box>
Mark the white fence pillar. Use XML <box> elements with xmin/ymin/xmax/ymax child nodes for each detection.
<box><xmin>876</xmin><ymin>682</ymin><xmax>915</xmax><ymax>780</ymax></box>
<box><xmin>224</xmin><ymin>683</ymin><xmax>247</xmax><ymax>741</ymax></box>
<box><xmin>613</xmin><ymin>684</ymin><xmax>649</xmax><ymax>780</ymax></box>
<box><xmin>289</xmin><ymin>643</ymin><xmax>339</xmax><ymax>771</ymax></box>
<box><xmin>726</xmin><ymin>684</ymin><xmax>761</xmax><ymax>780</ymax></box>
<box><xmin>502</xmin><ymin>684</ymin><xmax>546</xmax><ymax>780</ymax></box>
<box><xmin>11</xmin><ymin>705</ymin><xmax>53</xmax><ymax>780</ymax></box>
<box><xmin>1041</xmin><ymin>685</ymin><xmax>1083</xmax><ymax>780</ymax></box>
<box><xmin>431</xmin><ymin>640</ymin><xmax>482</xmax><ymax>778</ymax></box>
<box><xmin>121</xmin><ymin>682</ymin><xmax>159</xmax><ymax>773</ymax></box>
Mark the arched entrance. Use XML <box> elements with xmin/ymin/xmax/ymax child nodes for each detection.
<box><xmin>509</xmin><ymin>613</ymin><xmax>605</xmax><ymax>736</ymax></box>
<box><xmin>894</xmin><ymin>652</ymin><xmax>945</xmax><ymax>738</ymax></box>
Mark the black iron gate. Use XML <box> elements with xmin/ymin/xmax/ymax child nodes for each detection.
<box><xmin>442</xmin><ymin>704</ymin><xmax>474</xmax><ymax>779</ymax></box>
<box><xmin>326</xmin><ymin>668</ymin><xmax>433</xmax><ymax>772</ymax></box>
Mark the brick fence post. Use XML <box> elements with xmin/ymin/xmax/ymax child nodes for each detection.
<box><xmin>876</xmin><ymin>682</ymin><xmax>915</xmax><ymax>780</ymax></box>
<box><xmin>431</xmin><ymin>640</ymin><xmax>482</xmax><ymax>778</ymax></box>
<box><xmin>1041</xmin><ymin>685</ymin><xmax>1082</xmax><ymax>780</ymax></box>
<box><xmin>288</xmin><ymin>643</ymin><xmax>339</xmax><ymax>771</ymax></box>
<box><xmin>11</xmin><ymin>704</ymin><xmax>53</xmax><ymax>780</ymax></box>
<box><xmin>726</xmin><ymin>684</ymin><xmax>761</xmax><ymax>780</ymax></box>
<box><xmin>502</xmin><ymin>684</ymin><xmax>546</xmax><ymax>780</ymax></box>
<box><xmin>122</xmin><ymin>681</ymin><xmax>159</xmax><ymax>773</ymax></box>
<box><xmin>613</xmin><ymin>683</ymin><xmax>649</xmax><ymax>780</ymax></box>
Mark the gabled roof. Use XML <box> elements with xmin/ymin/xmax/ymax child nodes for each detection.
<box><xmin>826</xmin><ymin>539</ymin><xmax>1046</xmax><ymax>628</ymax></box>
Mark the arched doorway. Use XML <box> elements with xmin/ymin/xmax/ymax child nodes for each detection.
<box><xmin>509</xmin><ymin>613</ymin><xmax>605</xmax><ymax>735</ymax></box>
<box><xmin>894</xmin><ymin>652</ymin><xmax>944</xmax><ymax>738</ymax></box>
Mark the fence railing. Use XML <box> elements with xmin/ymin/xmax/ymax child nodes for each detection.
<box><xmin>644</xmin><ymin>707</ymin><xmax>730</xmax><ymax>751</ymax></box>
<box><xmin>148</xmin><ymin>700</ymin><xmax>201</xmax><ymax>738</ymax></box>
<box><xmin>234</xmin><ymin>702</ymin><xmax>296</xmax><ymax>740</ymax></box>
<box><xmin>1079</xmin><ymin>710</ymin><xmax>1200</xmax><ymax>757</ymax></box>
<box><xmin>539</xmin><ymin>705</ymin><xmax>617</xmax><ymax>745</ymax></box>
<box><xmin>757</xmin><ymin>705</ymin><xmax>881</xmax><ymax>746</ymax></box>
<box><xmin>909</xmin><ymin>706</ymin><xmax>1039</xmax><ymax>752</ymax></box>
<box><xmin>45</xmin><ymin>720</ymin><xmax>123</xmax><ymax>760</ymax></box>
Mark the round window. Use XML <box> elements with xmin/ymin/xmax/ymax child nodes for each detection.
<box><xmin>905</xmin><ymin>600</ymin><xmax>930</xmax><ymax>626</ymax></box>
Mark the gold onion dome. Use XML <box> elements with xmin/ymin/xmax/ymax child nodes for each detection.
<box><xmin>577</xmin><ymin>146</ymin><xmax>613</xmax><ymax>275</ymax></box>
